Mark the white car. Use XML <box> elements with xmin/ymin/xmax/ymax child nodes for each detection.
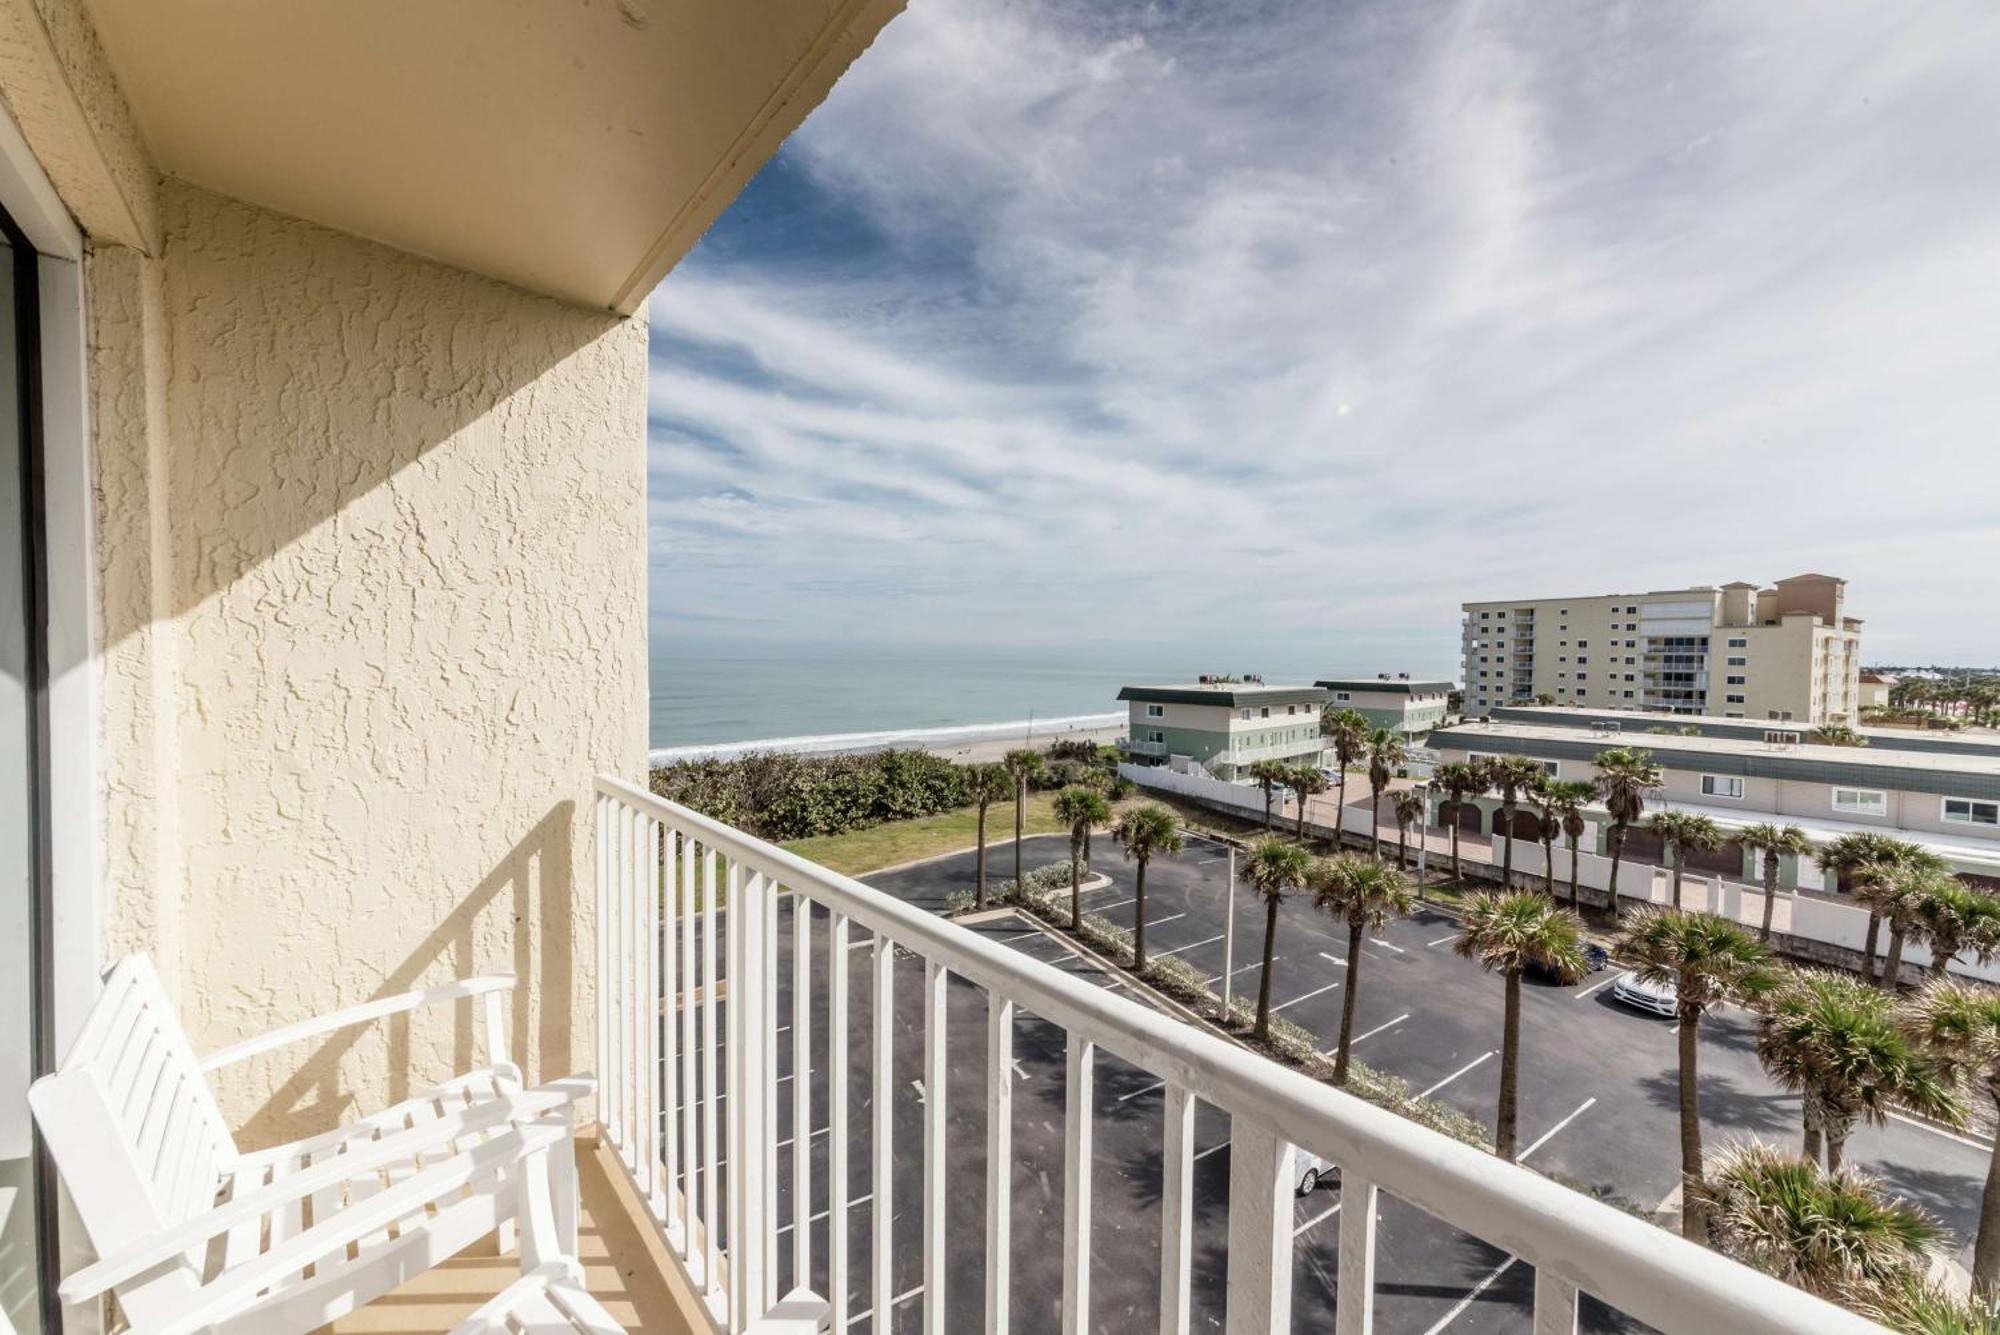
<box><xmin>1610</xmin><ymin>969</ymin><xmax>1678</xmax><ymax>1018</ymax></box>
<box><xmin>1293</xmin><ymin>1146</ymin><xmax>1335</xmax><ymax>1195</ymax></box>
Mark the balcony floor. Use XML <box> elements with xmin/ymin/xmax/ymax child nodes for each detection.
<box><xmin>325</xmin><ymin>1132</ymin><xmax>702</xmax><ymax>1335</ymax></box>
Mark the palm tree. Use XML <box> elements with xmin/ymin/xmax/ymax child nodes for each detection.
<box><xmin>1616</xmin><ymin>909</ymin><xmax>1779</xmax><ymax>1242</ymax></box>
<box><xmin>1737</xmin><ymin>823</ymin><xmax>1813</xmax><ymax>943</ymax></box>
<box><xmin>1311</xmin><ymin>854</ymin><xmax>1416</xmax><ymax>1084</ymax></box>
<box><xmin>1594</xmin><ymin>748</ymin><xmax>1663</xmax><ymax>924</ymax></box>
<box><xmin>1433</xmin><ymin>761</ymin><xmax>1483</xmax><ymax>882</ymax></box>
<box><xmin>1811</xmin><ymin>725</ymin><xmax>1868</xmax><ymax>748</ymax></box>
<box><xmin>1820</xmin><ymin>832</ymin><xmax>1925</xmax><ymax>984</ymax></box>
<box><xmin>968</xmin><ymin>763</ymin><xmax>1014</xmax><ymax>910</ymax></box>
<box><xmin>1647</xmin><ymin>810</ymin><xmax>1725</xmax><ymax>909</ymax></box>
<box><xmin>1486</xmin><ymin>754</ymin><xmax>1549</xmax><ymax>889</ymax></box>
<box><xmin>1527</xmin><ymin>778</ymin><xmax>1560</xmax><ymax>898</ymax></box>
<box><xmin>1052</xmin><ymin>785</ymin><xmax>1110</xmax><ymax>931</ymax></box>
<box><xmin>1907</xmin><ymin>873</ymin><xmax>2000</xmax><ymax>980</ymax></box>
<box><xmin>1285</xmin><ymin>764</ymin><xmax>1328</xmax><ymax>840</ymax></box>
<box><xmin>1321</xmin><ymin>707</ymin><xmax>1369</xmax><ymax>845</ymax></box>
<box><xmin>1391</xmin><ymin>789</ymin><xmax>1426</xmax><ymax>883</ymax></box>
<box><xmin>1364</xmin><ymin>728</ymin><xmax>1406</xmax><ymax>857</ymax></box>
<box><xmin>1537</xmin><ymin>779</ymin><xmax>1597</xmax><ymax>911</ymax></box>
<box><xmin>1706</xmin><ymin>1143</ymin><xmax>1942</xmax><ymax>1300</ymax></box>
<box><xmin>1455</xmin><ymin>892</ymin><xmax>1587</xmax><ymax>1158</ymax></box>
<box><xmin>1899</xmin><ymin>979</ymin><xmax>2000</xmax><ymax>1295</ymax></box>
<box><xmin>1111</xmin><ymin>803</ymin><xmax>1183</xmax><ymax>970</ymax></box>
<box><xmin>1001</xmin><ymin>748</ymin><xmax>1044</xmax><ymax>888</ymax></box>
<box><xmin>1244</xmin><ymin>838</ymin><xmax>1314</xmax><ymax>1040</ymax></box>
<box><xmin>1755</xmin><ymin>969</ymin><xmax>1959</xmax><ymax>1172</ymax></box>
<box><xmin>1857</xmin><ymin>849</ymin><xmax>1952</xmax><ymax>990</ymax></box>
<box><xmin>1247</xmin><ymin>758</ymin><xmax>1289</xmax><ymax>832</ymax></box>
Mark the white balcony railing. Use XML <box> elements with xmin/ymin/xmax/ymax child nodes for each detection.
<box><xmin>593</xmin><ymin>774</ymin><xmax>1875</xmax><ymax>1334</ymax></box>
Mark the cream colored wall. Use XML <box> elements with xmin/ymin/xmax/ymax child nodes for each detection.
<box><xmin>6</xmin><ymin>0</ymin><xmax>650</xmax><ymax>1143</ymax></box>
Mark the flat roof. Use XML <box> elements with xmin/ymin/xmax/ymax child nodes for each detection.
<box><xmin>1488</xmin><ymin>704</ymin><xmax>2000</xmax><ymax>758</ymax></box>
<box><xmin>1119</xmin><ymin>684</ymin><xmax>1330</xmax><ymax>708</ymax></box>
<box><xmin>1438</xmin><ymin>720</ymin><xmax>2000</xmax><ymax>777</ymax></box>
<box><xmin>1317</xmin><ymin>678</ymin><xmax>1453</xmax><ymax>695</ymax></box>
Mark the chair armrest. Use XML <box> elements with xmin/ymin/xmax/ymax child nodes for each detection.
<box><xmin>58</xmin><ymin>1084</ymin><xmax>574</xmax><ymax>1303</ymax></box>
<box><xmin>151</xmin><ymin>1118</ymin><xmax>571</xmax><ymax>1335</ymax></box>
<box><xmin>199</xmin><ymin>975</ymin><xmax>516</xmax><ymax>1072</ymax></box>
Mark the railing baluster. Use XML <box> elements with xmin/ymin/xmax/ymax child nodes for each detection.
<box><xmin>792</xmin><ymin>896</ymin><xmax>812</xmax><ymax>1290</ymax></box>
<box><xmin>922</xmin><ymin>960</ymin><xmax>947</xmax><ymax>1335</ymax></box>
<box><xmin>594</xmin><ymin>796</ymin><xmax>608</xmax><ymax>1150</ymax></box>
<box><xmin>985</xmin><ymin>993</ymin><xmax>1013</xmax><ymax>1335</ymax></box>
<box><xmin>1533</xmin><ymin>1268</ymin><xmax>1578</xmax><ymax>1335</ymax></box>
<box><xmin>701</xmin><ymin>847</ymin><xmax>721</xmax><ymax>1307</ymax></box>
<box><xmin>1061</xmin><ymin>1034</ymin><xmax>1094</xmax><ymax>1335</ymax></box>
<box><xmin>613</xmin><ymin>802</ymin><xmax>630</xmax><ymax>1158</ymax></box>
<box><xmin>764</xmin><ymin>878</ymin><xmax>781</xmax><ymax>1311</ymax></box>
<box><xmin>660</xmin><ymin>824</ymin><xmax>677</xmax><ymax>1221</ymax></box>
<box><xmin>1159</xmin><ymin>1084</ymin><xmax>1194</xmax><ymax>1335</ymax></box>
<box><xmin>1335</xmin><ymin>1170</ymin><xmax>1379</xmax><ymax>1335</ymax></box>
<box><xmin>732</xmin><ymin>866</ymin><xmax>770</xmax><ymax>1328</ymax></box>
<box><xmin>872</xmin><ymin>935</ymin><xmax>894</xmax><ymax>1335</ymax></box>
<box><xmin>623</xmin><ymin>802</ymin><xmax>639</xmax><ymax>1166</ymax></box>
<box><xmin>1223</xmin><ymin>1123</ymin><xmax>1291</xmax><ymax>1335</ymax></box>
<box><xmin>680</xmin><ymin>831</ymin><xmax>698</xmax><ymax>1252</ymax></box>
<box><xmin>631</xmin><ymin>807</ymin><xmax>648</xmax><ymax>1196</ymax></box>
<box><xmin>726</xmin><ymin>860</ymin><xmax>747</xmax><ymax>1331</ymax></box>
<box><xmin>830</xmin><ymin>912</ymin><xmax>851</xmax><ymax>1327</ymax></box>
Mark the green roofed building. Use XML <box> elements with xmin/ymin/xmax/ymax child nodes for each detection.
<box><xmin>1316</xmin><ymin>675</ymin><xmax>1454</xmax><ymax>740</ymax></box>
<box><xmin>1117</xmin><ymin>680</ymin><xmax>1330</xmax><ymax>782</ymax></box>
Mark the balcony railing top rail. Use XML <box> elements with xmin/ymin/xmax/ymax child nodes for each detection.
<box><xmin>592</xmin><ymin>773</ymin><xmax>1878</xmax><ymax>1335</ymax></box>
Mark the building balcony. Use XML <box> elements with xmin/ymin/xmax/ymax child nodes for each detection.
<box><xmin>565</xmin><ymin>777</ymin><xmax>1875</xmax><ymax>1335</ymax></box>
<box><xmin>1120</xmin><ymin>736</ymin><xmax>1169</xmax><ymax>757</ymax></box>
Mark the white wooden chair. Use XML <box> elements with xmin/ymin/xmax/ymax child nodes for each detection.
<box><xmin>29</xmin><ymin>954</ymin><xmax>592</xmax><ymax>1335</ymax></box>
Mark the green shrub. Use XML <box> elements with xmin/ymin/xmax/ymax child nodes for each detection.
<box><xmin>943</xmin><ymin>889</ymin><xmax>978</xmax><ymax>915</ymax></box>
<box><xmin>650</xmin><ymin>748</ymin><xmax>970</xmax><ymax>842</ymax></box>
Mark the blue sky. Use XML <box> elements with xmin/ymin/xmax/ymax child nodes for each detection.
<box><xmin>648</xmin><ymin>0</ymin><xmax>2000</xmax><ymax>674</ymax></box>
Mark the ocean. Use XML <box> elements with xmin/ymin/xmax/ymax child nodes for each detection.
<box><xmin>648</xmin><ymin>639</ymin><xmax>1346</xmax><ymax>760</ymax></box>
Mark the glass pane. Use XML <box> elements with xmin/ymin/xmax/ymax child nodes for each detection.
<box><xmin>0</xmin><ymin>227</ymin><xmax>45</xmax><ymax>1335</ymax></box>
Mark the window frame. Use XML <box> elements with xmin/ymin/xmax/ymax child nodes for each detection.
<box><xmin>1832</xmin><ymin>787</ymin><xmax>1889</xmax><ymax>818</ymax></box>
<box><xmin>1942</xmin><ymin>797</ymin><xmax>1999</xmax><ymax>828</ymax></box>
<box><xmin>1700</xmin><ymin>774</ymin><xmax>1744</xmax><ymax>800</ymax></box>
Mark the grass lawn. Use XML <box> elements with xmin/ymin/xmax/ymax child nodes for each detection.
<box><xmin>782</xmin><ymin>792</ymin><xmax>1074</xmax><ymax>876</ymax></box>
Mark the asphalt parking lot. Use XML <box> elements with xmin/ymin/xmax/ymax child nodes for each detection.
<box><xmin>667</xmin><ymin>831</ymin><xmax>1989</xmax><ymax>1333</ymax></box>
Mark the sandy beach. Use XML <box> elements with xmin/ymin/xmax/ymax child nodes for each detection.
<box><xmin>921</xmin><ymin>723</ymin><xmax>1127</xmax><ymax>765</ymax></box>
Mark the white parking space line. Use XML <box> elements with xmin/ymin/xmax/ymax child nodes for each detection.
<box><xmin>1417</xmin><ymin>1051</ymin><xmax>1495</xmax><ymax>1099</ymax></box>
<box><xmin>1517</xmin><ymin>1097</ymin><xmax>1596</xmax><ymax>1163</ymax></box>
<box><xmin>1315</xmin><ymin>951</ymin><xmax>1348</xmax><ymax>969</ymax></box>
<box><xmin>1148</xmin><ymin>912</ymin><xmax>1188</xmax><ymax>928</ymax></box>
<box><xmin>999</xmin><ymin>929</ymin><xmax>1043</xmax><ymax>943</ymax></box>
<box><xmin>845</xmin><ymin>1284</ymin><xmax>925</xmax><ymax>1327</ymax></box>
<box><xmin>1274</xmin><ymin>980</ymin><xmax>1343</xmax><ymax>1013</ymax></box>
<box><xmin>1421</xmin><ymin>1255</ymin><xmax>1518</xmax><ymax>1335</ymax></box>
<box><xmin>1155</xmin><ymin>932</ymin><xmax>1225</xmax><ymax>958</ymax></box>
<box><xmin>1574</xmin><ymin>973</ymin><xmax>1619</xmax><ymax>1001</ymax></box>
<box><xmin>1117</xmin><ymin>1079</ymin><xmax>1166</xmax><ymax>1104</ymax></box>
<box><xmin>1192</xmin><ymin>1141</ymin><xmax>1230</xmax><ymax>1162</ymax></box>
<box><xmin>1326</xmin><ymin>1013</ymin><xmax>1409</xmax><ymax>1055</ymax></box>
<box><xmin>1371</xmin><ymin>938</ymin><xmax>1407</xmax><ymax>955</ymax></box>
<box><xmin>1426</xmin><ymin>934</ymin><xmax>1458</xmax><ymax>948</ymax></box>
<box><xmin>775</xmin><ymin>1191</ymin><xmax>874</xmax><ymax>1237</ymax></box>
<box><xmin>1293</xmin><ymin>1200</ymin><xmax>1343</xmax><ymax>1237</ymax></box>
<box><xmin>1206</xmin><ymin>957</ymin><xmax>1277</xmax><ymax>986</ymax></box>
<box><xmin>1889</xmin><ymin>1111</ymin><xmax>1994</xmax><ymax>1150</ymax></box>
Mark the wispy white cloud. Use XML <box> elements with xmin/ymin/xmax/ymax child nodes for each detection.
<box><xmin>648</xmin><ymin>0</ymin><xmax>2000</xmax><ymax>667</ymax></box>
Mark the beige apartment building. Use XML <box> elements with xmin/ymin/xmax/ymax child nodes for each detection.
<box><xmin>1461</xmin><ymin>573</ymin><xmax>1862</xmax><ymax>726</ymax></box>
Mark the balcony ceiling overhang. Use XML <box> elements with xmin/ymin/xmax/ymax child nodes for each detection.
<box><xmin>81</xmin><ymin>0</ymin><xmax>903</xmax><ymax>313</ymax></box>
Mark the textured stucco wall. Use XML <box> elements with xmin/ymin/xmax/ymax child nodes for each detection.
<box><xmin>151</xmin><ymin>181</ymin><xmax>647</xmax><ymax>1140</ymax></box>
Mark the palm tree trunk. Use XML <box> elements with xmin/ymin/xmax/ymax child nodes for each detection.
<box><xmin>1501</xmin><ymin>800</ymin><xmax>1516</xmax><ymax>886</ymax></box>
<box><xmin>1861</xmin><ymin>910</ymin><xmax>1881</xmax><ymax>984</ymax></box>
<box><xmin>1567</xmin><ymin>837</ymin><xmax>1581</xmax><ymax>912</ymax></box>
<box><xmin>1397</xmin><ymin>824</ymin><xmax>1409</xmax><ymax>875</ymax></box>
<box><xmin>1677</xmin><ymin>1009</ymin><xmax>1709</xmax><ymax>1244</ymax></box>
<box><xmin>1369</xmin><ymin>784</ymin><xmax>1382</xmax><ymax>858</ymax></box>
<box><xmin>1262</xmin><ymin>785</ymin><xmax>1273</xmax><ymax>831</ymax></box>
<box><xmin>975</xmin><ymin>803</ymin><xmax>990</xmax><ymax>910</ymax></box>
<box><xmin>1254</xmin><ymin>893</ymin><xmax>1281</xmax><ymax>1039</ymax></box>
<box><xmin>1802</xmin><ymin>1097</ymin><xmax>1822</xmax><ymax>1165</ymax></box>
<box><xmin>1133</xmin><ymin>858</ymin><xmax>1149</xmax><ymax>970</ymax></box>
<box><xmin>1498</xmin><ymin>970</ymin><xmax>1522</xmax><ymax>1160</ymax></box>
<box><xmin>1974</xmin><ymin>1085</ymin><xmax>2000</xmax><ymax>1299</ymax></box>
<box><xmin>1825</xmin><ymin>1117</ymin><xmax>1849</xmax><ymax>1175</ymax></box>
<box><xmin>1758</xmin><ymin>854</ymin><xmax>1777</xmax><ymax>943</ymax></box>
<box><xmin>1335</xmin><ymin>772</ymin><xmax>1348</xmax><ymax>844</ymax></box>
<box><xmin>1449</xmin><ymin>810</ymin><xmax>1463</xmax><ymax>880</ymax></box>
<box><xmin>1296</xmin><ymin>795</ymin><xmax>1307</xmax><ymax>841</ymax></box>
<box><xmin>1070</xmin><ymin>833</ymin><xmax>1083</xmax><ymax>930</ymax></box>
<box><xmin>1606</xmin><ymin>824</ymin><xmax>1626</xmax><ymax>924</ymax></box>
<box><xmin>1014</xmin><ymin>779</ymin><xmax>1026</xmax><ymax>886</ymax></box>
<box><xmin>1671</xmin><ymin>852</ymin><xmax>1685</xmax><ymax>910</ymax></box>
<box><xmin>1932</xmin><ymin>949</ymin><xmax>1954</xmax><ymax>980</ymax></box>
<box><xmin>1541</xmin><ymin>832</ymin><xmax>1556</xmax><ymax>898</ymax></box>
<box><xmin>1882</xmin><ymin>922</ymin><xmax>1906</xmax><ymax>990</ymax></box>
<box><xmin>1332</xmin><ymin>920</ymin><xmax>1364</xmax><ymax>1085</ymax></box>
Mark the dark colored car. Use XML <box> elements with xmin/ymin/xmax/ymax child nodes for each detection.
<box><xmin>1526</xmin><ymin>941</ymin><xmax>1609</xmax><ymax>985</ymax></box>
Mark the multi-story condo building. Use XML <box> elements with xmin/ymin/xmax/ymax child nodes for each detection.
<box><xmin>1118</xmin><ymin>681</ymin><xmax>1330</xmax><ymax>781</ymax></box>
<box><xmin>1460</xmin><ymin>573</ymin><xmax>1863</xmax><ymax>725</ymax></box>
<box><xmin>1316</xmin><ymin>675</ymin><xmax>1452</xmax><ymax>739</ymax></box>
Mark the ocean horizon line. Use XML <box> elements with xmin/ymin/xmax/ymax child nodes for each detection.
<box><xmin>649</xmin><ymin>711</ymin><xmax>1125</xmax><ymax>765</ymax></box>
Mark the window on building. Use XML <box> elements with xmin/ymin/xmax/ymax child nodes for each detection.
<box><xmin>1727</xmin><ymin>656</ymin><xmax>1748</xmax><ymax>667</ymax></box>
<box><xmin>1726</xmin><ymin>675</ymin><xmax>1746</xmax><ymax>686</ymax></box>
<box><xmin>1728</xmin><ymin>637</ymin><xmax>1748</xmax><ymax>648</ymax></box>
<box><xmin>1260</xmin><ymin>707</ymin><xmax>1270</xmax><ymax>718</ymax></box>
<box><xmin>1725</xmin><ymin>693</ymin><xmax>1746</xmax><ymax>704</ymax></box>
<box><xmin>1148</xmin><ymin>730</ymin><xmax>1165</xmax><ymax>744</ymax></box>
<box><xmin>1578</xmin><ymin>640</ymin><xmax>1588</xmax><ymax>648</ymax></box>
<box><xmin>1833</xmin><ymin>787</ymin><xmax>1889</xmax><ymax>818</ymax></box>
<box><xmin>1240</xmin><ymin>708</ymin><xmax>1252</xmax><ymax>720</ymax></box>
<box><xmin>1701</xmin><ymin>775</ymin><xmax>1744</xmax><ymax>800</ymax></box>
<box><xmin>1145</xmin><ymin>704</ymin><xmax>1164</xmax><ymax>718</ymax></box>
<box><xmin>1725</xmin><ymin>711</ymin><xmax>1745</xmax><ymax>718</ymax></box>
<box><xmin>1578</xmin><ymin>657</ymin><xmax>1589</xmax><ymax>665</ymax></box>
<box><xmin>1622</xmin><ymin>690</ymin><xmax>1635</xmax><ymax>698</ymax></box>
<box><xmin>1944</xmin><ymin>798</ymin><xmax>2000</xmax><ymax>828</ymax></box>
<box><xmin>1335</xmin><ymin>691</ymin><xmax>1351</xmax><ymax>701</ymax></box>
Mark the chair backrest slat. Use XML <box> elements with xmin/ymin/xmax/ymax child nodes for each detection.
<box><xmin>28</xmin><ymin>956</ymin><xmax>242</xmax><ymax>1322</ymax></box>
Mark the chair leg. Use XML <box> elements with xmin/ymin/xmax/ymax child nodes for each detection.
<box><xmin>552</xmin><ymin>1106</ymin><xmax>580</xmax><ymax>1257</ymax></box>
